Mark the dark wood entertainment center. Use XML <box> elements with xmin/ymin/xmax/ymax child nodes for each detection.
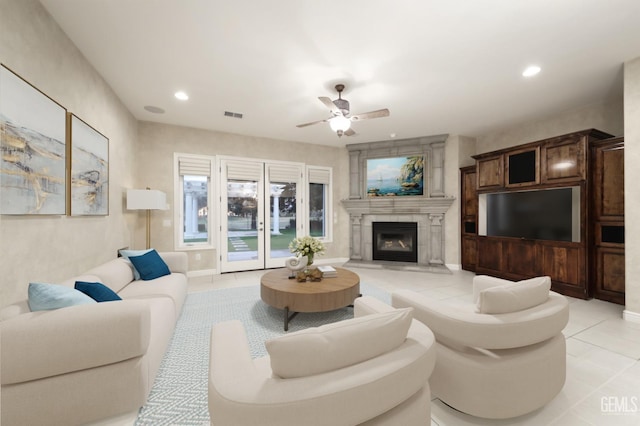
<box><xmin>461</xmin><ymin>129</ymin><xmax>625</xmax><ymax>304</ymax></box>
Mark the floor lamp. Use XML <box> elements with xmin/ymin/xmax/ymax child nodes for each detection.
<box><xmin>126</xmin><ymin>188</ymin><xmax>168</xmax><ymax>249</ymax></box>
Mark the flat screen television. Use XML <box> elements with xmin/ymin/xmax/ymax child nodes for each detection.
<box><xmin>479</xmin><ymin>186</ymin><xmax>580</xmax><ymax>242</ymax></box>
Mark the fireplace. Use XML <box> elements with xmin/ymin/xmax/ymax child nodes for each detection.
<box><xmin>341</xmin><ymin>135</ymin><xmax>453</xmax><ymax>270</ymax></box>
<box><xmin>373</xmin><ymin>222</ymin><xmax>418</xmax><ymax>263</ymax></box>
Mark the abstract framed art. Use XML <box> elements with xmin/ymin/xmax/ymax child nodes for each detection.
<box><xmin>68</xmin><ymin>113</ymin><xmax>109</xmax><ymax>216</ymax></box>
<box><xmin>0</xmin><ymin>64</ymin><xmax>67</xmax><ymax>215</ymax></box>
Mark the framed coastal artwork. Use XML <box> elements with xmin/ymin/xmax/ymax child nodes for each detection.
<box><xmin>0</xmin><ymin>64</ymin><xmax>67</xmax><ymax>215</ymax></box>
<box><xmin>68</xmin><ymin>113</ymin><xmax>109</xmax><ymax>215</ymax></box>
<box><xmin>366</xmin><ymin>156</ymin><xmax>424</xmax><ymax>197</ymax></box>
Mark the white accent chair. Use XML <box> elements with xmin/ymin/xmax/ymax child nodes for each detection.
<box><xmin>392</xmin><ymin>275</ymin><xmax>569</xmax><ymax>419</ymax></box>
<box><xmin>208</xmin><ymin>296</ymin><xmax>436</xmax><ymax>426</ymax></box>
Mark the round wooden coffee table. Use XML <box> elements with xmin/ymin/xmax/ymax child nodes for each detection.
<box><xmin>260</xmin><ymin>267</ymin><xmax>361</xmax><ymax>331</ymax></box>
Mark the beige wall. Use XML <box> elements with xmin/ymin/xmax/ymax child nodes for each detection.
<box><xmin>0</xmin><ymin>0</ymin><xmax>138</xmax><ymax>305</ymax></box>
<box><xmin>476</xmin><ymin>98</ymin><xmax>624</xmax><ymax>155</ymax></box>
<box><xmin>443</xmin><ymin>135</ymin><xmax>476</xmax><ymax>268</ymax></box>
<box><xmin>136</xmin><ymin>121</ymin><xmax>350</xmax><ymax>271</ymax></box>
<box><xmin>624</xmin><ymin>57</ymin><xmax>640</xmax><ymax>318</ymax></box>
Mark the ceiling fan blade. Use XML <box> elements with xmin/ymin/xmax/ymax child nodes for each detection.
<box><xmin>296</xmin><ymin>118</ymin><xmax>327</xmax><ymax>128</ymax></box>
<box><xmin>318</xmin><ymin>96</ymin><xmax>342</xmax><ymax>115</ymax></box>
<box><xmin>350</xmin><ymin>108</ymin><xmax>390</xmax><ymax>121</ymax></box>
<box><xmin>344</xmin><ymin>128</ymin><xmax>356</xmax><ymax>136</ymax></box>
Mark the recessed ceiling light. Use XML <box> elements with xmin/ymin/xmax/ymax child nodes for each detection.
<box><xmin>522</xmin><ymin>66</ymin><xmax>541</xmax><ymax>77</ymax></box>
<box><xmin>144</xmin><ymin>105</ymin><xmax>165</xmax><ymax>114</ymax></box>
<box><xmin>390</xmin><ymin>133</ymin><xmax>397</xmax><ymax>138</ymax></box>
<box><xmin>174</xmin><ymin>91</ymin><xmax>189</xmax><ymax>101</ymax></box>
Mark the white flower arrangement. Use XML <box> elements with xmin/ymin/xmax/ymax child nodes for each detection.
<box><xmin>288</xmin><ymin>236</ymin><xmax>325</xmax><ymax>263</ymax></box>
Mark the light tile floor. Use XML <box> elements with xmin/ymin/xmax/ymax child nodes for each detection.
<box><xmin>189</xmin><ymin>265</ymin><xmax>640</xmax><ymax>426</ymax></box>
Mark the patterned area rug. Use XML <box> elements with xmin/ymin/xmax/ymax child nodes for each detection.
<box><xmin>135</xmin><ymin>283</ymin><xmax>390</xmax><ymax>425</ymax></box>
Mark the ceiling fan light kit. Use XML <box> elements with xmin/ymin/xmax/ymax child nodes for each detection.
<box><xmin>329</xmin><ymin>115</ymin><xmax>351</xmax><ymax>132</ymax></box>
<box><xmin>297</xmin><ymin>83</ymin><xmax>390</xmax><ymax>137</ymax></box>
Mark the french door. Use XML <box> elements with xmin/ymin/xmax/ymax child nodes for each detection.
<box><xmin>219</xmin><ymin>158</ymin><xmax>303</xmax><ymax>272</ymax></box>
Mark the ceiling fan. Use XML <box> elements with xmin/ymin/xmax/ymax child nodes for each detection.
<box><xmin>296</xmin><ymin>84</ymin><xmax>390</xmax><ymax>137</ymax></box>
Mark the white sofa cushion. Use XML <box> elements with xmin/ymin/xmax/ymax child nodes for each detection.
<box><xmin>265</xmin><ymin>307</ymin><xmax>413</xmax><ymax>379</ymax></box>
<box><xmin>477</xmin><ymin>276</ymin><xmax>551</xmax><ymax>314</ymax></box>
<box><xmin>472</xmin><ymin>275</ymin><xmax>514</xmax><ymax>303</ymax></box>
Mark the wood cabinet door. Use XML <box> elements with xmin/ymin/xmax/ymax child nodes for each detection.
<box><xmin>593</xmin><ymin>142</ymin><xmax>624</xmax><ymax>220</ymax></box>
<box><xmin>541</xmin><ymin>135</ymin><xmax>586</xmax><ymax>183</ymax></box>
<box><xmin>462</xmin><ymin>168</ymin><xmax>478</xmax><ymax>217</ymax></box>
<box><xmin>594</xmin><ymin>247</ymin><xmax>625</xmax><ymax>304</ymax></box>
<box><xmin>504</xmin><ymin>240</ymin><xmax>542</xmax><ymax>276</ymax></box>
<box><xmin>476</xmin><ymin>237</ymin><xmax>503</xmax><ymax>274</ymax></box>
<box><xmin>462</xmin><ymin>235</ymin><xmax>477</xmax><ymax>271</ymax></box>
<box><xmin>476</xmin><ymin>155</ymin><xmax>504</xmax><ymax>190</ymax></box>
<box><xmin>541</xmin><ymin>244</ymin><xmax>583</xmax><ymax>288</ymax></box>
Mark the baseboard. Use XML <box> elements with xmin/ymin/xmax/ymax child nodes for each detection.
<box><xmin>623</xmin><ymin>309</ymin><xmax>640</xmax><ymax>324</ymax></box>
<box><xmin>187</xmin><ymin>269</ymin><xmax>217</xmax><ymax>278</ymax></box>
<box><xmin>187</xmin><ymin>259</ymin><xmax>349</xmax><ymax>277</ymax></box>
<box><xmin>446</xmin><ymin>263</ymin><xmax>461</xmax><ymax>271</ymax></box>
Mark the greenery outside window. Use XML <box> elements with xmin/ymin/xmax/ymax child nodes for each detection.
<box><xmin>307</xmin><ymin>166</ymin><xmax>332</xmax><ymax>242</ymax></box>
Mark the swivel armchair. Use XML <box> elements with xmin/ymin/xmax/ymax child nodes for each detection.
<box><xmin>392</xmin><ymin>275</ymin><xmax>569</xmax><ymax>419</ymax></box>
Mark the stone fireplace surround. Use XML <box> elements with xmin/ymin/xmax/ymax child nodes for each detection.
<box><xmin>341</xmin><ymin>135</ymin><xmax>454</xmax><ymax>271</ymax></box>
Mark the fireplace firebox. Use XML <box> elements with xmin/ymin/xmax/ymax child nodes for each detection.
<box><xmin>372</xmin><ymin>222</ymin><xmax>418</xmax><ymax>263</ymax></box>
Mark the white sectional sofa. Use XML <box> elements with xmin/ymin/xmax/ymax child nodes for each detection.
<box><xmin>0</xmin><ymin>252</ymin><xmax>188</xmax><ymax>426</ymax></box>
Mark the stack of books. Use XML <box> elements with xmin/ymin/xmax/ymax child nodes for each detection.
<box><xmin>317</xmin><ymin>265</ymin><xmax>337</xmax><ymax>278</ymax></box>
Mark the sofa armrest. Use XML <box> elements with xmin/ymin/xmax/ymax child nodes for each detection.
<box><xmin>354</xmin><ymin>295</ymin><xmax>395</xmax><ymax>317</ymax></box>
<box><xmin>1</xmin><ymin>300</ymin><xmax>151</xmax><ymax>385</ymax></box>
<box><xmin>392</xmin><ymin>289</ymin><xmax>569</xmax><ymax>350</ymax></box>
<box><xmin>159</xmin><ymin>252</ymin><xmax>188</xmax><ymax>274</ymax></box>
<box><xmin>209</xmin><ymin>320</ymin><xmax>257</xmax><ymax>379</ymax></box>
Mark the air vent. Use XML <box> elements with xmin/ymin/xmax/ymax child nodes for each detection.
<box><xmin>224</xmin><ymin>111</ymin><xmax>243</xmax><ymax>119</ymax></box>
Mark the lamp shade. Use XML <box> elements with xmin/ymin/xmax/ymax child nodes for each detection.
<box><xmin>329</xmin><ymin>115</ymin><xmax>351</xmax><ymax>132</ymax></box>
<box><xmin>126</xmin><ymin>189</ymin><xmax>167</xmax><ymax>210</ymax></box>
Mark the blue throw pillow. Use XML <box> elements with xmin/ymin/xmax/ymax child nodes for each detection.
<box><xmin>119</xmin><ymin>248</ymin><xmax>153</xmax><ymax>280</ymax></box>
<box><xmin>75</xmin><ymin>281</ymin><xmax>122</xmax><ymax>302</ymax></box>
<box><xmin>28</xmin><ymin>282</ymin><xmax>97</xmax><ymax>312</ymax></box>
<box><xmin>127</xmin><ymin>249</ymin><xmax>171</xmax><ymax>281</ymax></box>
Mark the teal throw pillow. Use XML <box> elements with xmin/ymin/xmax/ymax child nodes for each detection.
<box><xmin>128</xmin><ymin>249</ymin><xmax>171</xmax><ymax>281</ymax></box>
<box><xmin>119</xmin><ymin>248</ymin><xmax>153</xmax><ymax>280</ymax></box>
<box><xmin>75</xmin><ymin>281</ymin><xmax>122</xmax><ymax>302</ymax></box>
<box><xmin>28</xmin><ymin>282</ymin><xmax>97</xmax><ymax>312</ymax></box>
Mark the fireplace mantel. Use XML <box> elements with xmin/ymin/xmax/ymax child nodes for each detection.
<box><xmin>341</xmin><ymin>197</ymin><xmax>454</xmax><ymax>215</ymax></box>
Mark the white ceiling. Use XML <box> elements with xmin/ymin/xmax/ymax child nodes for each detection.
<box><xmin>40</xmin><ymin>0</ymin><xmax>640</xmax><ymax>148</ymax></box>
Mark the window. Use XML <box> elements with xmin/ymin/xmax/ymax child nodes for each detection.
<box><xmin>307</xmin><ymin>166</ymin><xmax>332</xmax><ymax>241</ymax></box>
<box><xmin>174</xmin><ymin>154</ymin><xmax>215</xmax><ymax>249</ymax></box>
